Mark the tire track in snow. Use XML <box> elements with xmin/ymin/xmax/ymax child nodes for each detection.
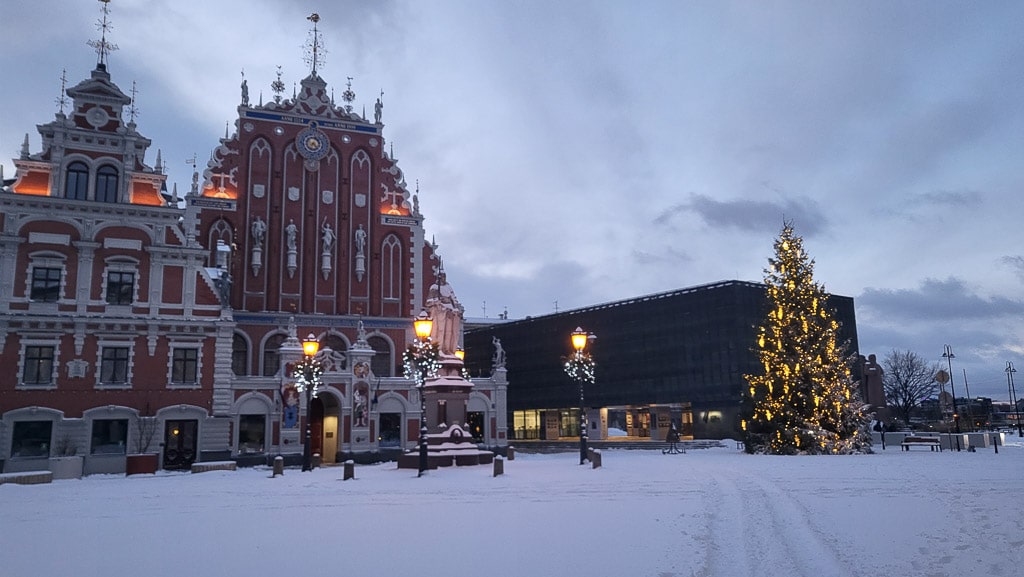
<box><xmin>700</xmin><ymin>466</ymin><xmax>853</xmax><ymax>577</ymax></box>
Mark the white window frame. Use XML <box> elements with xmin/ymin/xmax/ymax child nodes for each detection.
<box><xmin>167</xmin><ymin>343</ymin><xmax>203</xmax><ymax>389</ymax></box>
<box><xmin>17</xmin><ymin>337</ymin><xmax>60</xmax><ymax>390</ymax></box>
<box><xmin>101</xmin><ymin>257</ymin><xmax>140</xmax><ymax>307</ymax></box>
<box><xmin>26</xmin><ymin>252</ymin><xmax>68</xmax><ymax>304</ymax></box>
<box><xmin>95</xmin><ymin>340</ymin><xmax>134</xmax><ymax>389</ymax></box>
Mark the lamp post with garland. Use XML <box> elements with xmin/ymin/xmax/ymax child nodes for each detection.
<box><xmin>403</xmin><ymin>310</ymin><xmax>440</xmax><ymax>477</ymax></box>
<box><xmin>565</xmin><ymin>327</ymin><xmax>596</xmax><ymax>465</ymax></box>
<box><xmin>296</xmin><ymin>333</ymin><xmax>323</xmax><ymax>472</ymax></box>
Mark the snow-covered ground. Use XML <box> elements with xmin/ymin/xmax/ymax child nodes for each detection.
<box><xmin>3</xmin><ymin>441</ymin><xmax>1023</xmax><ymax>577</ymax></box>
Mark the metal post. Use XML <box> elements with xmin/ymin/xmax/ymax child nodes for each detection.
<box><xmin>943</xmin><ymin>345</ymin><xmax>960</xmax><ymax>435</ymax></box>
<box><xmin>302</xmin><ymin>372</ymin><xmax>313</xmax><ymax>472</ymax></box>
<box><xmin>578</xmin><ymin>368</ymin><xmax>588</xmax><ymax>465</ymax></box>
<box><xmin>418</xmin><ymin>372</ymin><xmax>428</xmax><ymax>477</ymax></box>
<box><xmin>1007</xmin><ymin>362</ymin><xmax>1022</xmax><ymax>437</ymax></box>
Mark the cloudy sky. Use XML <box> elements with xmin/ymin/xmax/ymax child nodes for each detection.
<box><xmin>3</xmin><ymin>1</ymin><xmax>1023</xmax><ymax>400</ymax></box>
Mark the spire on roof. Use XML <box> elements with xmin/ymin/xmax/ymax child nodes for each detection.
<box><xmin>21</xmin><ymin>134</ymin><xmax>30</xmax><ymax>159</ymax></box>
<box><xmin>304</xmin><ymin>13</ymin><xmax>326</xmax><ymax>77</ymax></box>
<box><xmin>155</xmin><ymin>149</ymin><xmax>163</xmax><ymax>173</ymax></box>
<box><xmin>87</xmin><ymin>0</ymin><xmax>119</xmax><ymax>70</ymax></box>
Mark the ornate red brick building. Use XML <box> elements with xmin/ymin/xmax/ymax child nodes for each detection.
<box><xmin>0</xmin><ymin>9</ymin><xmax>506</xmax><ymax>475</ymax></box>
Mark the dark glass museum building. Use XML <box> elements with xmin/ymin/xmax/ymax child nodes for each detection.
<box><xmin>463</xmin><ymin>280</ymin><xmax>859</xmax><ymax>441</ymax></box>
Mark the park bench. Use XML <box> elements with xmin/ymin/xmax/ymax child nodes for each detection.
<box><xmin>901</xmin><ymin>436</ymin><xmax>941</xmax><ymax>452</ymax></box>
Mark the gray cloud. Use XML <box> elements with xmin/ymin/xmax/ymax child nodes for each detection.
<box><xmin>655</xmin><ymin>194</ymin><xmax>826</xmax><ymax>236</ymax></box>
<box><xmin>859</xmin><ymin>277</ymin><xmax>1024</xmax><ymax>322</ymax></box>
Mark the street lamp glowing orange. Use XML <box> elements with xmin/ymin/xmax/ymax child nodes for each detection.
<box><xmin>571</xmin><ymin>327</ymin><xmax>588</xmax><ymax>352</ymax></box>
<box><xmin>302</xmin><ymin>333</ymin><xmax>320</xmax><ymax>357</ymax></box>
<box><xmin>414</xmin><ymin>309</ymin><xmax>433</xmax><ymax>341</ymax></box>
<box><xmin>455</xmin><ymin>347</ymin><xmax>465</xmax><ymax>361</ymax></box>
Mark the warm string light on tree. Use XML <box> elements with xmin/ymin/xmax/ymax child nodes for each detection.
<box><xmin>402</xmin><ymin>340</ymin><xmax>440</xmax><ymax>385</ymax></box>
<box><xmin>742</xmin><ymin>222</ymin><xmax>871</xmax><ymax>455</ymax></box>
<box><xmin>292</xmin><ymin>357</ymin><xmax>323</xmax><ymax>396</ymax></box>
<box><xmin>564</xmin><ymin>350</ymin><xmax>596</xmax><ymax>384</ymax></box>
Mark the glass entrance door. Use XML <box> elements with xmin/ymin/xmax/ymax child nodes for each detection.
<box><xmin>163</xmin><ymin>420</ymin><xmax>197</xmax><ymax>470</ymax></box>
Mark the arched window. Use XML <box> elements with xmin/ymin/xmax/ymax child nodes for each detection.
<box><xmin>368</xmin><ymin>336</ymin><xmax>392</xmax><ymax>377</ymax></box>
<box><xmin>65</xmin><ymin>162</ymin><xmax>89</xmax><ymax>200</ymax></box>
<box><xmin>262</xmin><ymin>334</ymin><xmax>286</xmax><ymax>377</ymax></box>
<box><xmin>232</xmin><ymin>334</ymin><xmax>249</xmax><ymax>376</ymax></box>
<box><xmin>381</xmin><ymin>235</ymin><xmax>402</xmax><ymax>300</ymax></box>
<box><xmin>95</xmin><ymin>165</ymin><xmax>119</xmax><ymax>203</ymax></box>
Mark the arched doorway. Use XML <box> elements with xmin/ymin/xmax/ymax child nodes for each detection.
<box><xmin>310</xmin><ymin>391</ymin><xmax>341</xmax><ymax>464</ymax></box>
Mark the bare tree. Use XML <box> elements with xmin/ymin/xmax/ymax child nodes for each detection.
<box><xmin>882</xmin><ymin>349</ymin><xmax>940</xmax><ymax>425</ymax></box>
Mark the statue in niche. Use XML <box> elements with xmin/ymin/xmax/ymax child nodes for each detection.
<box><xmin>426</xmin><ymin>267</ymin><xmax>464</xmax><ymax>356</ymax></box>
<box><xmin>353</xmin><ymin>387</ymin><xmax>369</xmax><ymax>428</ymax></box>
<box><xmin>286</xmin><ymin>219</ymin><xmax>298</xmax><ymax>251</ymax></box>
<box><xmin>354</xmin><ymin>224</ymin><xmax>366</xmax><ymax>256</ymax></box>
<box><xmin>321</xmin><ymin>220</ymin><xmax>335</xmax><ymax>253</ymax></box>
<box><xmin>251</xmin><ymin>216</ymin><xmax>266</xmax><ymax>245</ymax></box>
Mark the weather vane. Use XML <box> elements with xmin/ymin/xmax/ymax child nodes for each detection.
<box><xmin>271</xmin><ymin>65</ymin><xmax>285</xmax><ymax>103</ymax></box>
<box><xmin>304</xmin><ymin>13</ymin><xmax>326</xmax><ymax>76</ymax></box>
<box><xmin>56</xmin><ymin>69</ymin><xmax>69</xmax><ymax>115</ymax></box>
<box><xmin>342</xmin><ymin>76</ymin><xmax>355</xmax><ymax>113</ymax></box>
<box><xmin>87</xmin><ymin>0</ymin><xmax>118</xmax><ymax>67</ymax></box>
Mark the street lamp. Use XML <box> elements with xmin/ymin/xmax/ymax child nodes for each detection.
<box><xmin>565</xmin><ymin>327</ymin><xmax>596</xmax><ymax>465</ymax></box>
<box><xmin>403</xmin><ymin>309</ymin><xmax>439</xmax><ymax>477</ymax></box>
<box><xmin>1006</xmin><ymin>361</ymin><xmax>1022</xmax><ymax>437</ymax></box>
<box><xmin>942</xmin><ymin>345</ymin><xmax>960</xmax><ymax>434</ymax></box>
<box><xmin>297</xmin><ymin>333</ymin><xmax>322</xmax><ymax>472</ymax></box>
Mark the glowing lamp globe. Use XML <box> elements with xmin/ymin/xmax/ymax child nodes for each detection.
<box><xmin>413</xmin><ymin>310</ymin><xmax>433</xmax><ymax>341</ymax></box>
<box><xmin>302</xmin><ymin>333</ymin><xmax>320</xmax><ymax>357</ymax></box>
<box><xmin>571</xmin><ymin>327</ymin><xmax>588</xmax><ymax>352</ymax></box>
<box><xmin>455</xmin><ymin>348</ymin><xmax>465</xmax><ymax>361</ymax></box>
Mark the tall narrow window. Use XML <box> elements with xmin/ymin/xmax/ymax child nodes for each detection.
<box><xmin>30</xmin><ymin>267</ymin><xmax>62</xmax><ymax>302</ymax></box>
<box><xmin>262</xmin><ymin>334</ymin><xmax>285</xmax><ymax>376</ymax></box>
<box><xmin>171</xmin><ymin>348</ymin><xmax>199</xmax><ymax>384</ymax></box>
<box><xmin>105</xmin><ymin>271</ymin><xmax>135</xmax><ymax>305</ymax></box>
<box><xmin>232</xmin><ymin>334</ymin><xmax>249</xmax><ymax>376</ymax></box>
<box><xmin>368</xmin><ymin>336</ymin><xmax>392</xmax><ymax>377</ymax></box>
<box><xmin>100</xmin><ymin>347</ymin><xmax>130</xmax><ymax>384</ymax></box>
<box><xmin>23</xmin><ymin>346</ymin><xmax>55</xmax><ymax>385</ymax></box>
<box><xmin>65</xmin><ymin>161</ymin><xmax>89</xmax><ymax>200</ymax></box>
<box><xmin>95</xmin><ymin>165</ymin><xmax>119</xmax><ymax>203</ymax></box>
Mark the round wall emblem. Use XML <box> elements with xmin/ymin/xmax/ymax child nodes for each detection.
<box><xmin>297</xmin><ymin>122</ymin><xmax>329</xmax><ymax>161</ymax></box>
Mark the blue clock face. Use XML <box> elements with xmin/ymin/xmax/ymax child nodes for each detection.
<box><xmin>297</xmin><ymin>123</ymin><xmax>329</xmax><ymax>161</ymax></box>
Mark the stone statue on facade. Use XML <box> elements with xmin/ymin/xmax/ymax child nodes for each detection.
<box><xmin>492</xmin><ymin>336</ymin><xmax>506</xmax><ymax>371</ymax></box>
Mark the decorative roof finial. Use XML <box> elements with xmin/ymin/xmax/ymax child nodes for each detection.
<box><xmin>155</xmin><ymin>149</ymin><xmax>163</xmax><ymax>173</ymax></box>
<box><xmin>127</xmin><ymin>80</ymin><xmax>139</xmax><ymax>124</ymax></box>
<box><xmin>271</xmin><ymin>65</ymin><xmax>285</xmax><ymax>104</ymax></box>
<box><xmin>21</xmin><ymin>134</ymin><xmax>30</xmax><ymax>159</ymax></box>
<box><xmin>342</xmin><ymin>76</ymin><xmax>355</xmax><ymax>113</ymax></box>
<box><xmin>186</xmin><ymin>154</ymin><xmax>198</xmax><ymax>194</ymax></box>
<box><xmin>304</xmin><ymin>13</ymin><xmax>326</xmax><ymax>76</ymax></box>
<box><xmin>56</xmin><ymin>69</ymin><xmax>69</xmax><ymax>115</ymax></box>
<box><xmin>87</xmin><ymin>0</ymin><xmax>119</xmax><ymax>69</ymax></box>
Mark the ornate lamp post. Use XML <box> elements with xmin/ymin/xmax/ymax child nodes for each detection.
<box><xmin>565</xmin><ymin>327</ymin><xmax>596</xmax><ymax>465</ymax></box>
<box><xmin>297</xmin><ymin>333</ymin><xmax>322</xmax><ymax>472</ymax></box>
<box><xmin>942</xmin><ymin>345</ymin><xmax>960</xmax><ymax>434</ymax></box>
<box><xmin>403</xmin><ymin>310</ymin><xmax>439</xmax><ymax>477</ymax></box>
<box><xmin>1006</xmin><ymin>361</ymin><xmax>1022</xmax><ymax>437</ymax></box>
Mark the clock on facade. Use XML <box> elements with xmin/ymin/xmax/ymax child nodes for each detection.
<box><xmin>296</xmin><ymin>122</ymin><xmax>329</xmax><ymax>161</ymax></box>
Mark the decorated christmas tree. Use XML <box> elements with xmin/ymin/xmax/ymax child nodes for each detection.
<box><xmin>742</xmin><ymin>223</ymin><xmax>870</xmax><ymax>455</ymax></box>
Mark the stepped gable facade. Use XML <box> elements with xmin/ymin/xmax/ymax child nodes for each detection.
<box><xmin>0</xmin><ymin>61</ymin><xmax>227</xmax><ymax>474</ymax></box>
